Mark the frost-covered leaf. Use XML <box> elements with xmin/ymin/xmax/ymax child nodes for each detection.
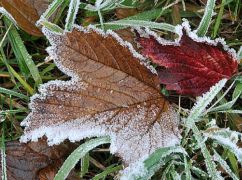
<box><xmin>0</xmin><ymin>140</ymin><xmax>78</xmax><ymax>180</ymax></box>
<box><xmin>137</xmin><ymin>22</ymin><xmax>238</xmax><ymax>96</ymax></box>
<box><xmin>0</xmin><ymin>0</ymin><xmax>52</xmax><ymax>36</ymax></box>
<box><xmin>21</xmin><ymin>26</ymin><xmax>180</xmax><ymax>165</ymax></box>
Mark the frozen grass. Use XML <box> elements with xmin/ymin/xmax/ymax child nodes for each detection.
<box><xmin>0</xmin><ymin>0</ymin><xmax>242</xmax><ymax>179</ymax></box>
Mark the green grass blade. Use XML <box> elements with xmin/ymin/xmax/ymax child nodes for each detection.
<box><xmin>0</xmin><ymin>48</ymin><xmax>34</xmax><ymax>95</ymax></box>
<box><xmin>80</xmin><ymin>153</ymin><xmax>90</xmax><ymax>178</ymax></box>
<box><xmin>161</xmin><ymin>161</ymin><xmax>173</xmax><ymax>179</ymax></box>
<box><xmin>205</xmin><ymin>81</ymin><xmax>235</xmax><ymax>114</ymax></box>
<box><xmin>183</xmin><ymin>79</ymin><xmax>227</xmax><ymax>179</ymax></box>
<box><xmin>3</xmin><ymin>18</ymin><xmax>28</xmax><ymax>75</ymax></box>
<box><xmin>208</xmin><ymin>94</ymin><xmax>240</xmax><ymax>112</ymax></box>
<box><xmin>54</xmin><ymin>136</ymin><xmax>111</xmax><ymax>180</ymax></box>
<box><xmin>174</xmin><ymin>161</ymin><xmax>208</xmax><ymax>178</ymax></box>
<box><xmin>184</xmin><ymin>80</ymin><xmax>228</xmax><ymax>179</ymax></box>
<box><xmin>232</xmin><ymin>82</ymin><xmax>242</xmax><ymax>100</ymax></box>
<box><xmin>40</xmin><ymin>63</ymin><xmax>56</xmax><ymax>76</ymax></box>
<box><xmin>3</xmin><ymin>17</ymin><xmax>42</xmax><ymax>85</ymax></box>
<box><xmin>121</xmin><ymin>146</ymin><xmax>186</xmax><ymax>180</ymax></box>
<box><xmin>226</xmin><ymin>151</ymin><xmax>240</xmax><ymax>178</ymax></box>
<box><xmin>196</xmin><ymin>0</ymin><xmax>216</xmax><ymax>37</ymax></box>
<box><xmin>184</xmin><ymin>155</ymin><xmax>191</xmax><ymax>180</ymax></box>
<box><xmin>216</xmin><ymin>110</ymin><xmax>242</xmax><ymax>114</ymax></box>
<box><xmin>65</xmin><ymin>0</ymin><xmax>80</xmax><ymax>31</ymax></box>
<box><xmin>128</xmin><ymin>8</ymin><xmax>168</xmax><ymax>21</ymax></box>
<box><xmin>1</xmin><ymin>118</ymin><xmax>7</xmax><ymax>180</ymax></box>
<box><xmin>53</xmin><ymin>0</ymin><xmax>70</xmax><ymax>24</ymax></box>
<box><xmin>40</xmin><ymin>19</ymin><xmax>64</xmax><ymax>33</ymax></box>
<box><xmin>103</xmin><ymin>8</ymin><xmax>169</xmax><ymax>30</ymax></box>
<box><xmin>191</xmin><ymin>124</ymin><xmax>222</xmax><ymax>180</ymax></box>
<box><xmin>92</xmin><ymin>165</ymin><xmax>123</xmax><ymax>180</ymax></box>
<box><xmin>237</xmin><ymin>46</ymin><xmax>242</xmax><ymax>61</ymax></box>
<box><xmin>170</xmin><ymin>165</ymin><xmax>181</xmax><ymax>180</ymax></box>
<box><xmin>0</xmin><ymin>109</ymin><xmax>27</xmax><ymax>115</ymax></box>
<box><xmin>97</xmin><ymin>9</ymin><xmax>104</xmax><ymax>30</ymax></box>
<box><xmin>233</xmin><ymin>0</ymin><xmax>240</xmax><ymax>21</ymax></box>
<box><xmin>42</xmin><ymin>0</ymin><xmax>65</xmax><ymax>19</ymax></box>
<box><xmin>185</xmin><ymin>79</ymin><xmax>227</xmax><ymax>130</ymax></box>
<box><xmin>213</xmin><ymin>150</ymin><xmax>239</xmax><ymax>180</ymax></box>
<box><xmin>211</xmin><ymin>137</ymin><xmax>242</xmax><ymax>164</ymax></box>
<box><xmin>8</xmin><ymin>66</ymin><xmax>34</xmax><ymax>95</ymax></box>
<box><xmin>104</xmin><ymin>20</ymin><xmax>176</xmax><ymax>33</ymax></box>
<box><xmin>0</xmin><ymin>22</ymin><xmax>12</xmax><ymax>48</ymax></box>
<box><xmin>212</xmin><ymin>0</ymin><xmax>226</xmax><ymax>38</ymax></box>
<box><xmin>190</xmin><ymin>166</ymin><xmax>208</xmax><ymax>178</ymax></box>
<box><xmin>0</xmin><ymin>87</ymin><xmax>29</xmax><ymax>101</ymax></box>
<box><xmin>0</xmin><ymin>49</ymin><xmax>16</xmax><ymax>84</ymax></box>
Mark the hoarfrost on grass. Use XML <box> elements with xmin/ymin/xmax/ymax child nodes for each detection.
<box><xmin>204</xmin><ymin>133</ymin><xmax>242</xmax><ymax>164</ymax></box>
<box><xmin>1</xmin><ymin>147</ymin><xmax>7</xmax><ymax>180</ymax></box>
<box><xmin>120</xmin><ymin>146</ymin><xmax>186</xmax><ymax>180</ymax></box>
<box><xmin>65</xmin><ymin>0</ymin><xmax>80</xmax><ymax>31</ymax></box>
<box><xmin>213</xmin><ymin>150</ymin><xmax>239</xmax><ymax>180</ymax></box>
<box><xmin>185</xmin><ymin>79</ymin><xmax>227</xmax><ymax>128</ymax></box>
<box><xmin>237</xmin><ymin>46</ymin><xmax>242</xmax><ymax>60</ymax></box>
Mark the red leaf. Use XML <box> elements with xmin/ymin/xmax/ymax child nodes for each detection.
<box><xmin>137</xmin><ymin>29</ymin><xmax>238</xmax><ymax>96</ymax></box>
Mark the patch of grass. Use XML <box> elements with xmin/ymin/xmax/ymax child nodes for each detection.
<box><xmin>0</xmin><ymin>0</ymin><xmax>241</xmax><ymax>179</ymax></box>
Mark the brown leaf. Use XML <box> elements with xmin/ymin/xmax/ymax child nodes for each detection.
<box><xmin>21</xmin><ymin>26</ymin><xmax>180</xmax><ymax>164</ymax></box>
<box><xmin>115</xmin><ymin>8</ymin><xmax>138</xmax><ymax>19</ymax></box>
<box><xmin>1</xmin><ymin>0</ymin><xmax>50</xmax><ymax>36</ymax></box>
<box><xmin>0</xmin><ymin>140</ymin><xmax>78</xmax><ymax>180</ymax></box>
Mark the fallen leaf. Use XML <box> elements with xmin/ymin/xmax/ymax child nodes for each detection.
<box><xmin>137</xmin><ymin>25</ymin><xmax>238</xmax><ymax>96</ymax></box>
<box><xmin>21</xmin><ymin>26</ymin><xmax>180</xmax><ymax>165</ymax></box>
<box><xmin>1</xmin><ymin>0</ymin><xmax>50</xmax><ymax>36</ymax></box>
<box><xmin>0</xmin><ymin>140</ymin><xmax>78</xmax><ymax>180</ymax></box>
<box><xmin>115</xmin><ymin>8</ymin><xmax>138</xmax><ymax>19</ymax></box>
